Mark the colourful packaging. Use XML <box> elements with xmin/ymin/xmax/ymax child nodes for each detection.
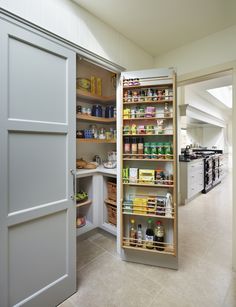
<box><xmin>96</xmin><ymin>77</ymin><xmax>102</xmax><ymax>96</ymax></box>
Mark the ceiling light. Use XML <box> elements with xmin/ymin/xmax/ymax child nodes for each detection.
<box><xmin>207</xmin><ymin>85</ymin><xmax>232</xmax><ymax>108</ymax></box>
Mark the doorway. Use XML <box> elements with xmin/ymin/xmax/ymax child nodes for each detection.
<box><xmin>177</xmin><ymin>70</ymin><xmax>233</xmax><ymax>276</ymax></box>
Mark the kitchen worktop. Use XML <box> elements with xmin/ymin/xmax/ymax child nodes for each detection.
<box><xmin>76</xmin><ymin>165</ymin><xmax>117</xmax><ymax>178</ymax></box>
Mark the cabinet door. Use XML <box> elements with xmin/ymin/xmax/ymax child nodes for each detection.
<box><xmin>0</xmin><ymin>17</ymin><xmax>76</xmax><ymax>307</ymax></box>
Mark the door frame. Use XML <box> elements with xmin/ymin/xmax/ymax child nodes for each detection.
<box><xmin>177</xmin><ymin>61</ymin><xmax>236</xmax><ymax>271</ymax></box>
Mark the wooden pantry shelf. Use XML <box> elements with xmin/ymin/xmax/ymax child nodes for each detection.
<box><xmin>123</xmin><ymin>81</ymin><xmax>173</xmax><ymax>89</ymax></box>
<box><xmin>123</xmin><ymin>116</ymin><xmax>173</xmax><ymax>121</ymax></box>
<box><xmin>123</xmin><ymin>134</ymin><xmax>173</xmax><ymax>137</ymax></box>
<box><xmin>76</xmin><ymin>138</ymin><xmax>116</xmax><ymax>143</ymax></box>
<box><xmin>123</xmin><ymin>182</ymin><xmax>174</xmax><ymax>188</ymax></box>
<box><xmin>76</xmin><ymin>199</ymin><xmax>92</xmax><ymax>208</ymax></box>
<box><xmin>122</xmin><ymin>211</ymin><xmax>175</xmax><ymax>219</ymax></box>
<box><xmin>122</xmin><ymin>244</ymin><xmax>175</xmax><ymax>256</ymax></box>
<box><xmin>76</xmin><ymin>89</ymin><xmax>115</xmax><ymax>103</ymax></box>
<box><xmin>123</xmin><ymin>158</ymin><xmax>173</xmax><ymax>162</ymax></box>
<box><xmin>77</xmin><ymin>114</ymin><xmax>116</xmax><ymax>123</ymax></box>
<box><xmin>104</xmin><ymin>199</ymin><xmax>116</xmax><ymax>206</ymax></box>
<box><xmin>123</xmin><ymin>99</ymin><xmax>173</xmax><ymax>105</ymax></box>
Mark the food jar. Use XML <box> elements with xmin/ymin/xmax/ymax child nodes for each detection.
<box><xmin>92</xmin><ymin>104</ymin><xmax>103</xmax><ymax>117</ymax></box>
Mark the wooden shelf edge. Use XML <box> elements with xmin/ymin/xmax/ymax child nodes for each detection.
<box><xmin>104</xmin><ymin>199</ymin><xmax>117</xmax><ymax>206</ymax></box>
<box><xmin>123</xmin><ymin>134</ymin><xmax>173</xmax><ymax>137</ymax></box>
<box><xmin>123</xmin><ymin>158</ymin><xmax>174</xmax><ymax>162</ymax></box>
<box><xmin>76</xmin><ymin>138</ymin><xmax>116</xmax><ymax>143</ymax></box>
<box><xmin>123</xmin><ymin>117</ymin><xmax>173</xmax><ymax>120</ymax></box>
<box><xmin>122</xmin><ymin>245</ymin><xmax>175</xmax><ymax>256</ymax></box>
<box><xmin>122</xmin><ymin>211</ymin><xmax>174</xmax><ymax>219</ymax></box>
<box><xmin>123</xmin><ymin>183</ymin><xmax>174</xmax><ymax>188</ymax></box>
<box><xmin>77</xmin><ymin>114</ymin><xmax>116</xmax><ymax>123</ymax></box>
<box><xmin>123</xmin><ymin>100</ymin><xmax>173</xmax><ymax>105</ymax></box>
<box><xmin>76</xmin><ymin>89</ymin><xmax>115</xmax><ymax>102</ymax></box>
<box><xmin>76</xmin><ymin>199</ymin><xmax>92</xmax><ymax>208</ymax></box>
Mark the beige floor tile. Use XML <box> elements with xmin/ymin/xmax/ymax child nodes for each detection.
<box><xmin>89</xmin><ymin>231</ymin><xmax>117</xmax><ymax>256</ymax></box>
<box><xmin>62</xmin><ymin>173</ymin><xmax>233</xmax><ymax>307</ymax></box>
<box><xmin>76</xmin><ymin>238</ymin><xmax>106</xmax><ymax>270</ymax></box>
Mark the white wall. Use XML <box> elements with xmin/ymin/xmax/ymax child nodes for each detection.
<box><xmin>0</xmin><ymin>0</ymin><xmax>153</xmax><ymax>70</ymax></box>
<box><xmin>154</xmin><ymin>25</ymin><xmax>236</xmax><ymax>76</ymax></box>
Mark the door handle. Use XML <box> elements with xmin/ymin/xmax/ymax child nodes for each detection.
<box><xmin>70</xmin><ymin>169</ymin><xmax>76</xmax><ymax>200</ymax></box>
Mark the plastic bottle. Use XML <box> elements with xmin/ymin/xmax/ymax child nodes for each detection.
<box><xmin>137</xmin><ymin>224</ymin><xmax>143</xmax><ymax>247</ymax></box>
<box><xmin>145</xmin><ymin>218</ymin><xmax>154</xmax><ymax>249</ymax></box>
<box><xmin>129</xmin><ymin>219</ymin><xmax>137</xmax><ymax>247</ymax></box>
<box><xmin>154</xmin><ymin>221</ymin><xmax>165</xmax><ymax>251</ymax></box>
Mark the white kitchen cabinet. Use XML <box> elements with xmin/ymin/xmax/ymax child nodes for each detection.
<box><xmin>180</xmin><ymin>159</ymin><xmax>204</xmax><ymax>205</ymax></box>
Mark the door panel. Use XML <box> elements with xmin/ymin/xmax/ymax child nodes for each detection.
<box><xmin>0</xmin><ymin>16</ymin><xmax>76</xmax><ymax>307</ymax></box>
<box><xmin>9</xmin><ymin>211</ymin><xmax>67</xmax><ymax>306</ymax></box>
<box><xmin>8</xmin><ymin>132</ymin><xmax>67</xmax><ymax>213</ymax></box>
<box><xmin>8</xmin><ymin>35</ymin><xmax>67</xmax><ymax>123</ymax></box>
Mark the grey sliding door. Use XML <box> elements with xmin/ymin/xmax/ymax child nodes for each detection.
<box><xmin>0</xmin><ymin>15</ymin><xmax>76</xmax><ymax>307</ymax></box>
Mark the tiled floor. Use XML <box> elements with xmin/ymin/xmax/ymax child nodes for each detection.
<box><xmin>60</xmin><ymin>173</ymin><xmax>235</xmax><ymax>307</ymax></box>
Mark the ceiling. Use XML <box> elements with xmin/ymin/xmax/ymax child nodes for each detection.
<box><xmin>73</xmin><ymin>0</ymin><xmax>236</xmax><ymax>56</ymax></box>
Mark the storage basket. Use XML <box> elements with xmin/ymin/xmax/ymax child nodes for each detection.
<box><xmin>105</xmin><ymin>200</ymin><xmax>117</xmax><ymax>226</ymax></box>
<box><xmin>107</xmin><ymin>181</ymin><xmax>117</xmax><ymax>201</ymax></box>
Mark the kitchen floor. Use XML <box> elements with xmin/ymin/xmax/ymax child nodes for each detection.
<box><xmin>59</xmin><ymin>172</ymin><xmax>235</xmax><ymax>307</ymax></box>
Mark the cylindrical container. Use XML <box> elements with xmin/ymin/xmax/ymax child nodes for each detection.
<box><xmin>92</xmin><ymin>104</ymin><xmax>102</xmax><ymax>117</ymax></box>
<box><xmin>131</xmin><ymin>107</ymin><xmax>136</xmax><ymax>118</ymax></box>
<box><xmin>144</xmin><ymin>142</ymin><xmax>151</xmax><ymax>159</ymax></box>
<box><xmin>131</xmin><ymin>137</ymin><xmax>138</xmax><ymax>158</ymax></box>
<box><xmin>150</xmin><ymin>142</ymin><xmax>157</xmax><ymax>159</ymax></box>
<box><xmin>124</xmin><ymin>137</ymin><xmax>131</xmax><ymax>156</ymax></box>
<box><xmin>105</xmin><ymin>106</ymin><xmax>114</xmax><ymax>118</ymax></box>
<box><xmin>137</xmin><ymin>137</ymin><xmax>144</xmax><ymax>158</ymax></box>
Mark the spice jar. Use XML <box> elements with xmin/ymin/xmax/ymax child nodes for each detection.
<box><xmin>124</xmin><ymin>137</ymin><xmax>131</xmax><ymax>156</ymax></box>
<box><xmin>150</xmin><ymin>142</ymin><xmax>157</xmax><ymax>159</ymax></box>
<box><xmin>137</xmin><ymin>137</ymin><xmax>144</xmax><ymax>159</ymax></box>
<box><xmin>131</xmin><ymin>137</ymin><xmax>138</xmax><ymax>158</ymax></box>
<box><xmin>144</xmin><ymin>142</ymin><xmax>151</xmax><ymax>159</ymax></box>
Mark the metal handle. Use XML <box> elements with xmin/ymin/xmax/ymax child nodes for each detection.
<box><xmin>70</xmin><ymin>169</ymin><xmax>76</xmax><ymax>200</ymax></box>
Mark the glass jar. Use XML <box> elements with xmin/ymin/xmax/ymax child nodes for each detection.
<box><xmin>144</xmin><ymin>142</ymin><xmax>151</xmax><ymax>159</ymax></box>
<box><xmin>150</xmin><ymin>142</ymin><xmax>157</xmax><ymax>159</ymax></box>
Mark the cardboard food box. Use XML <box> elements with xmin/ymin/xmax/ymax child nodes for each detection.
<box><xmin>139</xmin><ymin>169</ymin><xmax>155</xmax><ymax>183</ymax></box>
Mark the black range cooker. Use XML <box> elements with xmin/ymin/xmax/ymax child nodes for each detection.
<box><xmin>192</xmin><ymin>150</ymin><xmax>223</xmax><ymax>193</ymax></box>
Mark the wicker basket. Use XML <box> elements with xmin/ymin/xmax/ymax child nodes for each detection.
<box><xmin>105</xmin><ymin>200</ymin><xmax>117</xmax><ymax>226</ymax></box>
<box><xmin>107</xmin><ymin>181</ymin><xmax>117</xmax><ymax>201</ymax></box>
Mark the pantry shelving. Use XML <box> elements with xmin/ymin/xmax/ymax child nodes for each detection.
<box><xmin>76</xmin><ymin>199</ymin><xmax>92</xmax><ymax>208</ymax></box>
<box><xmin>122</xmin><ymin>183</ymin><xmax>174</xmax><ymax>188</ymax></box>
<box><xmin>123</xmin><ymin>100</ymin><xmax>173</xmax><ymax>105</ymax></box>
<box><xmin>76</xmin><ymin>89</ymin><xmax>115</xmax><ymax>104</ymax></box>
<box><xmin>119</xmin><ymin>69</ymin><xmax>177</xmax><ymax>268</ymax></box>
<box><xmin>76</xmin><ymin>139</ymin><xmax>116</xmax><ymax>143</ymax></box>
<box><xmin>77</xmin><ymin>114</ymin><xmax>116</xmax><ymax>123</ymax></box>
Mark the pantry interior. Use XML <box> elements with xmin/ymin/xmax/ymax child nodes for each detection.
<box><xmin>75</xmin><ymin>59</ymin><xmax>178</xmax><ymax>269</ymax></box>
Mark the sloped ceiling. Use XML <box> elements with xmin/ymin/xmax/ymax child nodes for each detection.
<box><xmin>73</xmin><ymin>0</ymin><xmax>236</xmax><ymax>56</ymax></box>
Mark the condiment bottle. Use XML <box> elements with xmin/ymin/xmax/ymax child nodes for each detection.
<box><xmin>145</xmin><ymin>218</ymin><xmax>154</xmax><ymax>249</ymax></box>
<box><xmin>137</xmin><ymin>137</ymin><xmax>144</xmax><ymax>159</ymax></box>
<box><xmin>137</xmin><ymin>224</ymin><xmax>143</xmax><ymax>247</ymax></box>
<box><xmin>131</xmin><ymin>137</ymin><xmax>138</xmax><ymax>158</ymax></box>
<box><xmin>129</xmin><ymin>219</ymin><xmax>137</xmax><ymax>247</ymax></box>
<box><xmin>124</xmin><ymin>137</ymin><xmax>131</xmax><ymax>156</ymax></box>
<box><xmin>154</xmin><ymin>221</ymin><xmax>165</xmax><ymax>251</ymax></box>
<box><xmin>164</xmin><ymin>102</ymin><xmax>170</xmax><ymax>117</ymax></box>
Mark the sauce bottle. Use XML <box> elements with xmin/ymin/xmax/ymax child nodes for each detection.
<box><xmin>137</xmin><ymin>224</ymin><xmax>143</xmax><ymax>247</ymax></box>
<box><xmin>145</xmin><ymin>218</ymin><xmax>154</xmax><ymax>249</ymax></box>
<box><xmin>154</xmin><ymin>221</ymin><xmax>165</xmax><ymax>251</ymax></box>
<box><xmin>129</xmin><ymin>219</ymin><xmax>137</xmax><ymax>247</ymax></box>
